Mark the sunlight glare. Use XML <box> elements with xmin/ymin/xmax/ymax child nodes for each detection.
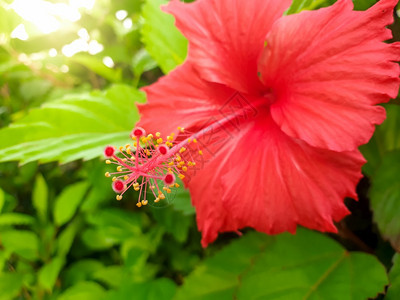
<box><xmin>11</xmin><ymin>24</ymin><xmax>29</xmax><ymax>40</ymax></box>
<box><xmin>103</xmin><ymin>56</ymin><xmax>114</xmax><ymax>68</ymax></box>
<box><xmin>115</xmin><ymin>10</ymin><xmax>128</xmax><ymax>21</ymax></box>
<box><xmin>11</xmin><ymin>0</ymin><xmax>82</xmax><ymax>34</ymax></box>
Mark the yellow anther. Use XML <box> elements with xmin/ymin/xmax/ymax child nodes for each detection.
<box><xmin>131</xmin><ymin>156</ymin><xmax>136</xmax><ymax>161</ymax></box>
<box><xmin>133</xmin><ymin>142</ymin><xmax>137</xmax><ymax>147</ymax></box>
<box><xmin>166</xmin><ymin>142</ymin><xmax>173</xmax><ymax>147</ymax></box>
<box><xmin>136</xmin><ymin>202</ymin><xmax>142</xmax><ymax>208</ymax></box>
<box><xmin>168</xmin><ymin>161</ymin><xmax>174</xmax><ymax>166</ymax></box>
<box><xmin>150</xmin><ymin>185</ymin><xmax>155</xmax><ymax>189</ymax></box>
<box><xmin>177</xmin><ymin>126</ymin><xmax>181</xmax><ymax>130</ymax></box>
<box><xmin>179</xmin><ymin>147</ymin><xmax>186</xmax><ymax>153</ymax></box>
<box><xmin>119</xmin><ymin>146</ymin><xmax>124</xmax><ymax>151</ymax></box>
<box><xmin>177</xmin><ymin>165</ymin><xmax>182</xmax><ymax>169</ymax></box>
<box><xmin>142</xmin><ymin>200</ymin><xmax>148</xmax><ymax>206</ymax></box>
<box><xmin>112</xmin><ymin>177</ymin><xmax>117</xmax><ymax>182</ymax></box>
<box><xmin>158</xmin><ymin>191</ymin><xmax>163</xmax><ymax>195</ymax></box>
<box><xmin>156</xmin><ymin>138</ymin><xmax>163</xmax><ymax>144</ymax></box>
<box><xmin>188</xmin><ymin>162</ymin><xmax>193</xmax><ymax>167</ymax></box>
<box><xmin>141</xmin><ymin>137</ymin><xmax>147</xmax><ymax>143</ymax></box>
<box><xmin>106</xmin><ymin>160</ymin><xmax>111</xmax><ymax>164</ymax></box>
<box><xmin>166</xmin><ymin>189</ymin><xmax>171</xmax><ymax>194</ymax></box>
<box><xmin>147</xmin><ymin>134</ymin><xmax>153</xmax><ymax>138</ymax></box>
<box><xmin>116</xmin><ymin>195</ymin><xmax>122</xmax><ymax>201</ymax></box>
<box><xmin>122</xmin><ymin>158</ymin><xmax>127</xmax><ymax>162</ymax></box>
<box><xmin>155</xmin><ymin>197</ymin><xmax>160</xmax><ymax>203</ymax></box>
<box><xmin>117</xmin><ymin>166</ymin><xmax>123</xmax><ymax>172</ymax></box>
<box><xmin>159</xmin><ymin>193</ymin><xmax>165</xmax><ymax>200</ymax></box>
<box><xmin>176</xmin><ymin>156</ymin><xmax>181</xmax><ymax>162</ymax></box>
<box><xmin>146</xmin><ymin>150</ymin><xmax>151</xmax><ymax>156</ymax></box>
<box><xmin>193</xmin><ymin>138</ymin><xmax>198</xmax><ymax>143</ymax></box>
<box><xmin>134</xmin><ymin>186</ymin><xmax>140</xmax><ymax>191</ymax></box>
<box><xmin>125</xmin><ymin>144</ymin><xmax>130</xmax><ymax>149</ymax></box>
<box><xmin>178</xmin><ymin>174</ymin><xmax>185</xmax><ymax>180</ymax></box>
<box><xmin>167</xmin><ymin>136</ymin><xmax>173</xmax><ymax>141</ymax></box>
<box><xmin>126</xmin><ymin>148</ymin><xmax>131</xmax><ymax>155</ymax></box>
<box><xmin>131</xmin><ymin>136</ymin><xmax>137</xmax><ymax>140</ymax></box>
<box><xmin>182</xmin><ymin>166</ymin><xmax>188</xmax><ymax>172</ymax></box>
<box><xmin>178</xmin><ymin>126</ymin><xmax>185</xmax><ymax>133</ymax></box>
<box><xmin>168</xmin><ymin>168</ymin><xmax>172</xmax><ymax>172</ymax></box>
<box><xmin>179</xmin><ymin>161</ymin><xmax>185</xmax><ymax>166</ymax></box>
<box><xmin>175</xmin><ymin>183</ymin><xmax>180</xmax><ymax>188</ymax></box>
<box><xmin>124</xmin><ymin>175</ymin><xmax>129</xmax><ymax>180</ymax></box>
<box><xmin>188</xmin><ymin>138</ymin><xmax>192</xmax><ymax>143</ymax></box>
<box><xmin>155</xmin><ymin>132</ymin><xmax>161</xmax><ymax>137</ymax></box>
<box><xmin>199</xmin><ymin>150</ymin><xmax>203</xmax><ymax>155</ymax></box>
<box><xmin>171</xmin><ymin>132</ymin><xmax>175</xmax><ymax>136</ymax></box>
<box><xmin>163</xmin><ymin>187</ymin><xmax>168</xmax><ymax>191</ymax></box>
<box><xmin>105</xmin><ymin>172</ymin><xmax>111</xmax><ymax>177</ymax></box>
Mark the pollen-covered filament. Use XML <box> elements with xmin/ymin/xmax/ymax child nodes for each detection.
<box><xmin>104</xmin><ymin>126</ymin><xmax>200</xmax><ymax>207</ymax></box>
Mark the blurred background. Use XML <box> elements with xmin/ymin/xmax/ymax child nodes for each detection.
<box><xmin>0</xmin><ymin>0</ymin><xmax>400</xmax><ymax>299</ymax></box>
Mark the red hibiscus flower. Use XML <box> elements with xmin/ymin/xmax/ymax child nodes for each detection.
<box><xmin>110</xmin><ymin>0</ymin><xmax>400</xmax><ymax>247</ymax></box>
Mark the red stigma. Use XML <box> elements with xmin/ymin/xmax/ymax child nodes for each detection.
<box><xmin>164</xmin><ymin>173</ymin><xmax>175</xmax><ymax>185</ymax></box>
<box><xmin>158</xmin><ymin>144</ymin><xmax>168</xmax><ymax>155</ymax></box>
<box><xmin>112</xmin><ymin>180</ymin><xmax>125</xmax><ymax>193</ymax></box>
<box><xmin>132</xmin><ymin>127</ymin><xmax>146</xmax><ymax>137</ymax></box>
<box><xmin>104</xmin><ymin>146</ymin><xmax>115</xmax><ymax>158</ymax></box>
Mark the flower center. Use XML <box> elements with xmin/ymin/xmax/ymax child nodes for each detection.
<box><xmin>104</xmin><ymin>93</ymin><xmax>263</xmax><ymax>206</ymax></box>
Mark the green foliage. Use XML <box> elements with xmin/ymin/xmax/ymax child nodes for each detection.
<box><xmin>0</xmin><ymin>0</ymin><xmax>399</xmax><ymax>299</ymax></box>
<box><xmin>0</xmin><ymin>85</ymin><xmax>143</xmax><ymax>164</ymax></box>
<box><xmin>141</xmin><ymin>0</ymin><xmax>188</xmax><ymax>73</ymax></box>
<box><xmin>387</xmin><ymin>254</ymin><xmax>400</xmax><ymax>299</ymax></box>
<box><xmin>175</xmin><ymin>230</ymin><xmax>388</xmax><ymax>299</ymax></box>
<box><xmin>370</xmin><ymin>150</ymin><xmax>400</xmax><ymax>251</ymax></box>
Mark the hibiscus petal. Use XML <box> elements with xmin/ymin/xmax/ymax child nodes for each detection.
<box><xmin>163</xmin><ymin>0</ymin><xmax>292</xmax><ymax>94</ymax></box>
<box><xmin>259</xmin><ymin>0</ymin><xmax>400</xmax><ymax>152</ymax></box>
<box><xmin>189</xmin><ymin>114</ymin><xmax>365</xmax><ymax>247</ymax></box>
<box><xmin>138</xmin><ymin>62</ymin><xmax>235</xmax><ymax>136</ymax></box>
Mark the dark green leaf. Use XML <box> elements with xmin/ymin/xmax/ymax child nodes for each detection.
<box><xmin>387</xmin><ymin>254</ymin><xmax>400</xmax><ymax>299</ymax></box>
<box><xmin>370</xmin><ymin>150</ymin><xmax>400</xmax><ymax>251</ymax></box>
<box><xmin>360</xmin><ymin>104</ymin><xmax>400</xmax><ymax>176</ymax></box>
<box><xmin>141</xmin><ymin>0</ymin><xmax>187</xmax><ymax>73</ymax></box>
<box><xmin>175</xmin><ymin>230</ymin><xmax>388</xmax><ymax>300</ymax></box>
<box><xmin>105</xmin><ymin>278</ymin><xmax>176</xmax><ymax>300</ymax></box>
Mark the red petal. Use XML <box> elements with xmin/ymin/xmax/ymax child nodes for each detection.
<box><xmin>259</xmin><ymin>0</ymin><xmax>400</xmax><ymax>151</ymax></box>
<box><xmin>188</xmin><ymin>114</ymin><xmax>365</xmax><ymax>247</ymax></box>
<box><xmin>164</xmin><ymin>0</ymin><xmax>292</xmax><ymax>94</ymax></box>
<box><xmin>138</xmin><ymin>63</ymin><xmax>235</xmax><ymax>136</ymax></box>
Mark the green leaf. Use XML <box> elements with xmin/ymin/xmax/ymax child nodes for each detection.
<box><xmin>285</xmin><ymin>0</ymin><xmax>328</xmax><ymax>15</ymax></box>
<box><xmin>53</xmin><ymin>182</ymin><xmax>89</xmax><ymax>227</ymax></box>
<box><xmin>0</xmin><ymin>85</ymin><xmax>142</xmax><ymax>164</ymax></box>
<box><xmin>38</xmin><ymin>256</ymin><xmax>65</xmax><ymax>292</ymax></box>
<box><xmin>151</xmin><ymin>206</ymin><xmax>193</xmax><ymax>242</ymax></box>
<box><xmin>63</xmin><ymin>260</ymin><xmax>104</xmax><ymax>287</ymax></box>
<box><xmin>0</xmin><ymin>212</ymin><xmax>35</xmax><ymax>226</ymax></box>
<box><xmin>387</xmin><ymin>254</ymin><xmax>400</xmax><ymax>299</ymax></box>
<box><xmin>175</xmin><ymin>230</ymin><xmax>388</xmax><ymax>300</ymax></box>
<box><xmin>141</xmin><ymin>0</ymin><xmax>187</xmax><ymax>73</ymax></box>
<box><xmin>32</xmin><ymin>173</ymin><xmax>48</xmax><ymax>222</ymax></box>
<box><xmin>0</xmin><ymin>273</ymin><xmax>25</xmax><ymax>300</ymax></box>
<box><xmin>58</xmin><ymin>281</ymin><xmax>106</xmax><ymax>300</ymax></box>
<box><xmin>105</xmin><ymin>278</ymin><xmax>176</xmax><ymax>300</ymax></box>
<box><xmin>172</xmin><ymin>185</ymin><xmax>195</xmax><ymax>215</ymax></box>
<box><xmin>370</xmin><ymin>150</ymin><xmax>400</xmax><ymax>251</ymax></box>
<box><xmin>57</xmin><ymin>217</ymin><xmax>83</xmax><ymax>257</ymax></box>
<box><xmin>70</xmin><ymin>54</ymin><xmax>122</xmax><ymax>83</ymax></box>
<box><xmin>0</xmin><ymin>230</ymin><xmax>39</xmax><ymax>260</ymax></box>
<box><xmin>0</xmin><ymin>188</ymin><xmax>5</xmax><ymax>213</ymax></box>
<box><xmin>93</xmin><ymin>266</ymin><xmax>125</xmax><ymax>288</ymax></box>
<box><xmin>360</xmin><ymin>104</ymin><xmax>400</xmax><ymax>176</ymax></box>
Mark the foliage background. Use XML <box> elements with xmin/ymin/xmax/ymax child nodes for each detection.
<box><xmin>0</xmin><ymin>0</ymin><xmax>400</xmax><ymax>299</ymax></box>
